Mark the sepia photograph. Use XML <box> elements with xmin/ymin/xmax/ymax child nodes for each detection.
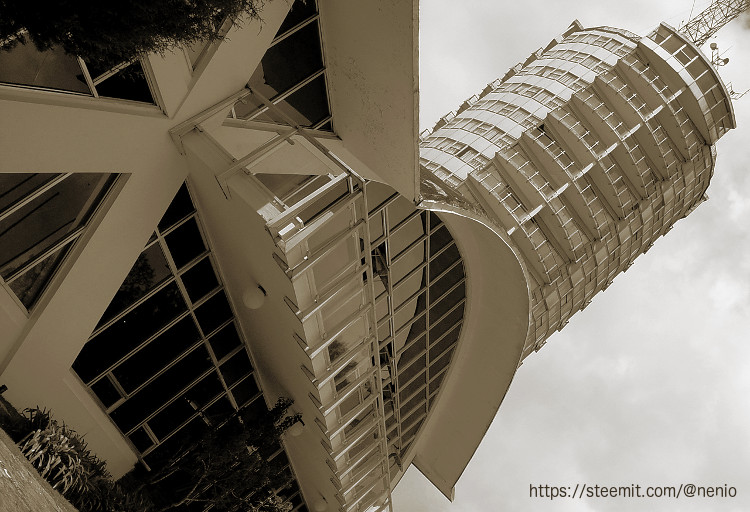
<box><xmin>0</xmin><ymin>1</ymin><xmax>747</xmax><ymax>511</ymax></box>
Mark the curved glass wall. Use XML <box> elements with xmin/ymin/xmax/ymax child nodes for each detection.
<box><xmin>364</xmin><ymin>183</ymin><xmax>467</xmax><ymax>462</ymax></box>
<box><xmin>238</xmin><ymin>169</ymin><xmax>467</xmax><ymax>511</ymax></box>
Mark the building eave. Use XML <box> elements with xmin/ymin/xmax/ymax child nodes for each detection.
<box><xmin>318</xmin><ymin>0</ymin><xmax>420</xmax><ymax>201</ymax></box>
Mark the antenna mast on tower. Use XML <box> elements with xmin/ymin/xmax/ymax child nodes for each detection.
<box><xmin>678</xmin><ymin>0</ymin><xmax>749</xmax><ymax>47</ymax></box>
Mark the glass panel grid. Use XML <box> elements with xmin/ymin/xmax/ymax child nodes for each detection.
<box><xmin>72</xmin><ymin>182</ymin><xmax>261</xmax><ymax>462</ymax></box>
<box><xmin>229</xmin><ymin>0</ymin><xmax>333</xmax><ymax>132</ymax></box>
<box><xmin>364</xmin><ymin>187</ymin><xmax>466</xmax><ymax>463</ymax></box>
<box><xmin>0</xmin><ymin>42</ymin><xmax>155</xmax><ymax>104</ymax></box>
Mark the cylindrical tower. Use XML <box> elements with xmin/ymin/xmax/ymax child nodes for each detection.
<box><xmin>419</xmin><ymin>21</ymin><xmax>735</xmax><ymax>360</ymax></box>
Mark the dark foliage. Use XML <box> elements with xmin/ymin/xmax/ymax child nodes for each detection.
<box><xmin>0</xmin><ymin>0</ymin><xmax>264</xmax><ymax>72</ymax></box>
<box><xmin>9</xmin><ymin>406</ymin><xmax>151</xmax><ymax>512</ymax></box>
<box><xmin>136</xmin><ymin>397</ymin><xmax>300</xmax><ymax>511</ymax></box>
<box><xmin>0</xmin><ymin>396</ymin><xmax>300</xmax><ymax>512</ymax></box>
<box><xmin>0</xmin><ymin>394</ymin><xmax>29</xmax><ymax>442</ymax></box>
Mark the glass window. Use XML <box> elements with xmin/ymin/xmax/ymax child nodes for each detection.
<box><xmin>7</xmin><ymin>244</ymin><xmax>71</xmax><ymax>308</ymax></box>
<box><xmin>158</xmin><ymin>183</ymin><xmax>194</xmax><ymax>231</ymax></box>
<box><xmin>275</xmin><ymin>0</ymin><xmax>318</xmax><ymax>39</ymax></box>
<box><xmin>429</xmin><ymin>322</ymin><xmax>462</xmax><ymax>361</ymax></box>
<box><xmin>142</xmin><ymin>417</ymin><xmax>208</xmax><ymax>468</ymax></box>
<box><xmin>256</xmin><ymin>74</ymin><xmax>330</xmax><ymax>127</ymax></box>
<box><xmin>164</xmin><ymin>217</ymin><xmax>206</xmax><ymax>268</ymax></box>
<box><xmin>398</xmin><ymin>353</ymin><xmax>425</xmax><ymax>385</ymax></box>
<box><xmin>0</xmin><ymin>173</ymin><xmax>116</xmax><ymax>309</ymax></box>
<box><xmin>0</xmin><ymin>173</ymin><xmax>111</xmax><ymax>276</ymax></box>
<box><xmin>398</xmin><ymin>372</ymin><xmax>425</xmax><ymax>402</ymax></box>
<box><xmin>219</xmin><ymin>349</ymin><xmax>253</xmax><ymax>386</ymax></box>
<box><xmin>429</xmin><ymin>244</ymin><xmax>461</xmax><ymax>281</ymax></box>
<box><xmin>429</xmin><ymin>372</ymin><xmax>446</xmax><ymax>395</ymax></box>
<box><xmin>109</xmin><ymin>345</ymin><xmax>212</xmax><ymax>433</ymax></box>
<box><xmin>428</xmin><ymin>225</ymin><xmax>452</xmax><ymax>257</ymax></box>
<box><xmin>0</xmin><ymin>44</ymin><xmax>89</xmax><ymax>93</ymax></box>
<box><xmin>205</xmin><ymin>396</ymin><xmax>235</xmax><ymax>424</ymax></box>
<box><xmin>361</xmin><ymin>193</ymin><xmax>467</xmax><ymax>461</ymax></box>
<box><xmin>400</xmin><ymin>392</ymin><xmax>424</xmax><ymax>420</ymax></box>
<box><xmin>248</xmin><ymin>21</ymin><xmax>323</xmax><ymax>101</ymax></box>
<box><xmin>128</xmin><ymin>427</ymin><xmax>154</xmax><ymax>452</ymax></box>
<box><xmin>74</xmin><ymin>282</ymin><xmax>187</xmax><ymax>383</ymax></box>
<box><xmin>241</xmin><ymin>396</ymin><xmax>269</xmax><ymax>424</ymax></box>
<box><xmin>209</xmin><ymin>322</ymin><xmax>242</xmax><ymax>360</ymax></box>
<box><xmin>181</xmin><ymin>256</ymin><xmax>219</xmax><ymax>303</ymax></box>
<box><xmin>95</xmin><ymin>62</ymin><xmax>154</xmax><ymax>103</ymax></box>
<box><xmin>149</xmin><ymin>399</ymin><xmax>196</xmax><ymax>439</ymax></box>
<box><xmin>398</xmin><ymin>334</ymin><xmax>426</xmax><ymax>369</ymax></box>
<box><xmin>0</xmin><ymin>41</ymin><xmax>154</xmax><ymax>103</ymax></box>
<box><xmin>0</xmin><ymin>174</ymin><xmax>60</xmax><ymax>211</ymax></box>
<box><xmin>401</xmin><ymin>417</ymin><xmax>423</xmax><ymax>442</ymax></box>
<box><xmin>429</xmin><ymin>263</ymin><xmax>463</xmax><ymax>300</ymax></box>
<box><xmin>430</xmin><ymin>346</ymin><xmax>455</xmax><ymax>377</ymax></box>
<box><xmin>401</xmin><ymin>405</ymin><xmax>426</xmax><ymax>431</ymax></box>
<box><xmin>111</xmin><ymin>316</ymin><xmax>201</xmax><ymax>393</ymax></box>
<box><xmin>97</xmin><ymin>243</ymin><xmax>172</xmax><ymax>326</ymax></box>
<box><xmin>91</xmin><ymin>377</ymin><xmax>122</xmax><ymax>409</ymax></box>
<box><xmin>184</xmin><ymin>371</ymin><xmax>225</xmax><ymax>409</ymax></box>
<box><xmin>234</xmin><ymin>7</ymin><xmax>333</xmax><ymax>131</ymax></box>
<box><xmin>429</xmin><ymin>281</ymin><xmax>465</xmax><ymax>320</ymax></box>
<box><xmin>231</xmin><ymin>375</ymin><xmax>260</xmax><ymax>407</ymax></box>
<box><xmin>194</xmin><ymin>290</ymin><xmax>233</xmax><ymax>335</ymax></box>
<box><xmin>73</xmin><ymin>182</ymin><xmax>262</xmax><ymax>460</ymax></box>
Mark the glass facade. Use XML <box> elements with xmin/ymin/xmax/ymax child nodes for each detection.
<box><xmin>0</xmin><ymin>41</ymin><xmax>155</xmax><ymax>103</ymax></box>
<box><xmin>0</xmin><ymin>173</ymin><xmax>117</xmax><ymax>309</ymax></box>
<box><xmin>365</xmin><ymin>184</ymin><xmax>466</xmax><ymax>461</ymax></box>
<box><xmin>229</xmin><ymin>0</ymin><xmax>333</xmax><ymax>131</ymax></box>
<box><xmin>247</xmin><ymin>168</ymin><xmax>466</xmax><ymax>511</ymax></box>
<box><xmin>69</xmin><ymin>184</ymin><xmax>299</xmax><ymax>511</ymax></box>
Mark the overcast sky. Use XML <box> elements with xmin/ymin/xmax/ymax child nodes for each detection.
<box><xmin>394</xmin><ymin>1</ymin><xmax>750</xmax><ymax>511</ymax></box>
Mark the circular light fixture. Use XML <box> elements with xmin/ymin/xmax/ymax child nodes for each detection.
<box><xmin>242</xmin><ymin>285</ymin><xmax>267</xmax><ymax>309</ymax></box>
<box><xmin>287</xmin><ymin>419</ymin><xmax>305</xmax><ymax>437</ymax></box>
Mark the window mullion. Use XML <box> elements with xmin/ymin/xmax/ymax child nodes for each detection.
<box><xmin>5</xmin><ymin>226</ymin><xmax>84</xmax><ymax>283</ymax></box>
<box><xmin>76</xmin><ymin>57</ymin><xmax>99</xmax><ymax>97</ymax></box>
<box><xmin>0</xmin><ymin>173</ymin><xmax>72</xmax><ymax>224</ymax></box>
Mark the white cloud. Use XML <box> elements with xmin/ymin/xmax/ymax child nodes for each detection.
<box><xmin>398</xmin><ymin>1</ymin><xmax>750</xmax><ymax>510</ymax></box>
<box><xmin>708</xmin><ymin>277</ymin><xmax>749</xmax><ymax>311</ymax></box>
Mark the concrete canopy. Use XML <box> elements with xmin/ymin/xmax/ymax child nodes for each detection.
<box><xmin>318</xmin><ymin>0</ymin><xmax>420</xmax><ymax>201</ymax></box>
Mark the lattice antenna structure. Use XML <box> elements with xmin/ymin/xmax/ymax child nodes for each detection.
<box><xmin>727</xmin><ymin>82</ymin><xmax>750</xmax><ymax>99</ymax></box>
<box><xmin>679</xmin><ymin>0</ymin><xmax>749</xmax><ymax>47</ymax></box>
